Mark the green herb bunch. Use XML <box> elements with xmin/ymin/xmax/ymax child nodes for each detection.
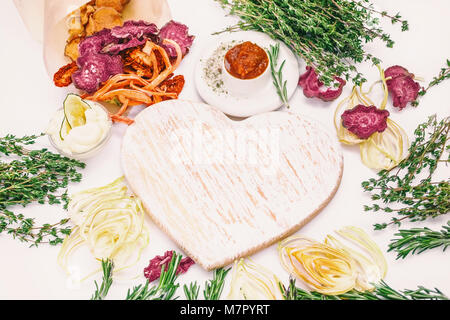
<box><xmin>215</xmin><ymin>0</ymin><xmax>408</xmax><ymax>85</ymax></box>
<box><xmin>0</xmin><ymin>134</ymin><xmax>85</xmax><ymax>246</ymax></box>
<box><xmin>281</xmin><ymin>278</ymin><xmax>448</xmax><ymax>300</ymax></box>
<box><xmin>362</xmin><ymin>115</ymin><xmax>449</xmax><ymax>258</ymax></box>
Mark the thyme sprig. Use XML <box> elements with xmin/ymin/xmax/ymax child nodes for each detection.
<box><xmin>267</xmin><ymin>43</ymin><xmax>290</xmax><ymax>108</ymax></box>
<box><xmin>362</xmin><ymin>115</ymin><xmax>449</xmax><ymax>257</ymax></box>
<box><xmin>215</xmin><ymin>0</ymin><xmax>408</xmax><ymax>85</ymax></box>
<box><xmin>362</xmin><ymin>115</ymin><xmax>449</xmax><ymax>229</ymax></box>
<box><xmin>91</xmin><ymin>259</ymin><xmax>114</xmax><ymax>300</ymax></box>
<box><xmin>412</xmin><ymin>59</ymin><xmax>450</xmax><ymax>106</ymax></box>
<box><xmin>0</xmin><ymin>134</ymin><xmax>85</xmax><ymax>246</ymax></box>
<box><xmin>388</xmin><ymin>222</ymin><xmax>450</xmax><ymax>259</ymax></box>
<box><xmin>282</xmin><ymin>278</ymin><xmax>448</xmax><ymax>300</ymax></box>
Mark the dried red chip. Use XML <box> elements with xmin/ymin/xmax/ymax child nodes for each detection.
<box><xmin>385</xmin><ymin>65</ymin><xmax>414</xmax><ymax>83</ymax></box>
<box><xmin>341</xmin><ymin>105</ymin><xmax>390</xmax><ymax>139</ymax></box>
<box><xmin>318</xmin><ymin>77</ymin><xmax>346</xmax><ymax>102</ymax></box>
<box><xmin>298</xmin><ymin>66</ymin><xmax>346</xmax><ymax>102</ymax></box>
<box><xmin>159</xmin><ymin>20</ymin><xmax>195</xmax><ymax>57</ymax></box>
<box><xmin>143</xmin><ymin>251</ymin><xmax>195</xmax><ymax>283</ymax></box>
<box><xmin>384</xmin><ymin>65</ymin><xmax>420</xmax><ymax>109</ymax></box>
<box><xmin>159</xmin><ymin>74</ymin><xmax>185</xmax><ymax>98</ymax></box>
<box><xmin>298</xmin><ymin>66</ymin><xmax>321</xmax><ymax>98</ymax></box>
<box><xmin>387</xmin><ymin>75</ymin><xmax>420</xmax><ymax>109</ymax></box>
<box><xmin>53</xmin><ymin>61</ymin><xmax>78</xmax><ymax>87</ymax></box>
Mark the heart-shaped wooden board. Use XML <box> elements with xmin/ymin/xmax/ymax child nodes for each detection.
<box><xmin>121</xmin><ymin>100</ymin><xmax>343</xmax><ymax>270</ymax></box>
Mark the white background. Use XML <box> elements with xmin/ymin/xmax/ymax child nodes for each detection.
<box><xmin>0</xmin><ymin>0</ymin><xmax>449</xmax><ymax>299</ymax></box>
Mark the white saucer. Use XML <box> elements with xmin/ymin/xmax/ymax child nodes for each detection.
<box><xmin>194</xmin><ymin>31</ymin><xmax>300</xmax><ymax>118</ymax></box>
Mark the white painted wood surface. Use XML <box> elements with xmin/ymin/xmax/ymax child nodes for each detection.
<box><xmin>122</xmin><ymin>100</ymin><xmax>343</xmax><ymax>270</ymax></box>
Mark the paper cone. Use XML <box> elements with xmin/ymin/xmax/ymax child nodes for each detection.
<box><xmin>38</xmin><ymin>0</ymin><xmax>171</xmax><ymax>78</ymax></box>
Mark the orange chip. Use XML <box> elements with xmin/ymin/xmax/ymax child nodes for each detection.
<box><xmin>53</xmin><ymin>61</ymin><xmax>79</xmax><ymax>87</ymax></box>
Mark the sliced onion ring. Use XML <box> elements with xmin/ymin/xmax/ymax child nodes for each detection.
<box><xmin>58</xmin><ymin>177</ymin><xmax>149</xmax><ymax>279</ymax></box>
<box><xmin>227</xmin><ymin>258</ymin><xmax>284</xmax><ymax>300</ymax></box>
<box><xmin>278</xmin><ymin>227</ymin><xmax>387</xmax><ymax>295</ymax></box>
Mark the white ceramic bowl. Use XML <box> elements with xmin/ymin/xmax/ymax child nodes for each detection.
<box><xmin>47</xmin><ymin>103</ymin><xmax>112</xmax><ymax>160</ymax></box>
<box><xmin>222</xmin><ymin>43</ymin><xmax>271</xmax><ymax>98</ymax></box>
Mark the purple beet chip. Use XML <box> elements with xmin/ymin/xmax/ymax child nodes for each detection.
<box><xmin>111</xmin><ymin>20</ymin><xmax>159</xmax><ymax>39</ymax></box>
<box><xmin>298</xmin><ymin>66</ymin><xmax>346</xmax><ymax>102</ymax></box>
<box><xmin>387</xmin><ymin>75</ymin><xmax>421</xmax><ymax>109</ymax></box>
<box><xmin>341</xmin><ymin>105</ymin><xmax>390</xmax><ymax>139</ymax></box>
<box><xmin>159</xmin><ymin>20</ymin><xmax>195</xmax><ymax>57</ymax></box>
<box><xmin>78</xmin><ymin>29</ymin><xmax>118</xmax><ymax>56</ymax></box>
<box><xmin>144</xmin><ymin>251</ymin><xmax>195</xmax><ymax>283</ymax></box>
<box><xmin>384</xmin><ymin>65</ymin><xmax>420</xmax><ymax>109</ymax></box>
<box><xmin>72</xmin><ymin>53</ymin><xmax>123</xmax><ymax>93</ymax></box>
<box><xmin>102</xmin><ymin>38</ymin><xmax>147</xmax><ymax>55</ymax></box>
<box><xmin>385</xmin><ymin>65</ymin><xmax>414</xmax><ymax>84</ymax></box>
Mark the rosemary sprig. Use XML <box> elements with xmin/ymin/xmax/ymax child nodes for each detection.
<box><xmin>362</xmin><ymin>115</ymin><xmax>449</xmax><ymax>229</ymax></box>
<box><xmin>183</xmin><ymin>281</ymin><xmax>200</xmax><ymax>300</ymax></box>
<box><xmin>215</xmin><ymin>0</ymin><xmax>408</xmax><ymax>85</ymax></box>
<box><xmin>267</xmin><ymin>43</ymin><xmax>290</xmax><ymax>108</ymax></box>
<box><xmin>282</xmin><ymin>278</ymin><xmax>448</xmax><ymax>300</ymax></box>
<box><xmin>91</xmin><ymin>259</ymin><xmax>114</xmax><ymax>300</ymax></box>
<box><xmin>412</xmin><ymin>59</ymin><xmax>450</xmax><ymax>106</ymax></box>
<box><xmin>0</xmin><ymin>134</ymin><xmax>85</xmax><ymax>246</ymax></box>
<box><xmin>183</xmin><ymin>267</ymin><xmax>231</xmax><ymax>300</ymax></box>
<box><xmin>388</xmin><ymin>221</ymin><xmax>450</xmax><ymax>259</ymax></box>
<box><xmin>126</xmin><ymin>251</ymin><xmax>182</xmax><ymax>300</ymax></box>
<box><xmin>203</xmin><ymin>267</ymin><xmax>231</xmax><ymax>300</ymax></box>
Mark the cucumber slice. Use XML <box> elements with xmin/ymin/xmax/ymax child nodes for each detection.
<box><xmin>59</xmin><ymin>115</ymin><xmax>71</xmax><ymax>141</ymax></box>
<box><xmin>63</xmin><ymin>94</ymin><xmax>91</xmax><ymax>128</ymax></box>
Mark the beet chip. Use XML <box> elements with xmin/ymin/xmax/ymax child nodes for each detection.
<box><xmin>144</xmin><ymin>251</ymin><xmax>195</xmax><ymax>282</ymax></box>
<box><xmin>387</xmin><ymin>76</ymin><xmax>421</xmax><ymax>109</ymax></box>
<box><xmin>72</xmin><ymin>53</ymin><xmax>123</xmax><ymax>93</ymax></box>
<box><xmin>159</xmin><ymin>20</ymin><xmax>195</xmax><ymax>57</ymax></box>
<box><xmin>385</xmin><ymin>65</ymin><xmax>414</xmax><ymax>82</ymax></box>
<box><xmin>385</xmin><ymin>65</ymin><xmax>420</xmax><ymax>109</ymax></box>
<box><xmin>341</xmin><ymin>105</ymin><xmax>390</xmax><ymax>139</ymax></box>
<box><xmin>298</xmin><ymin>66</ymin><xmax>346</xmax><ymax>102</ymax></box>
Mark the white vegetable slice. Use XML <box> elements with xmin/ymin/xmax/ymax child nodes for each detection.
<box><xmin>227</xmin><ymin>258</ymin><xmax>284</xmax><ymax>300</ymax></box>
<box><xmin>278</xmin><ymin>236</ymin><xmax>358</xmax><ymax>295</ymax></box>
<box><xmin>58</xmin><ymin>177</ymin><xmax>149</xmax><ymax>277</ymax></box>
<box><xmin>325</xmin><ymin>226</ymin><xmax>388</xmax><ymax>291</ymax></box>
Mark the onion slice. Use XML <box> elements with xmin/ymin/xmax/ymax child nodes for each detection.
<box><xmin>325</xmin><ymin>226</ymin><xmax>388</xmax><ymax>291</ymax></box>
<box><xmin>58</xmin><ymin>177</ymin><xmax>149</xmax><ymax>277</ymax></box>
<box><xmin>278</xmin><ymin>236</ymin><xmax>358</xmax><ymax>295</ymax></box>
<box><xmin>278</xmin><ymin>227</ymin><xmax>387</xmax><ymax>295</ymax></box>
<box><xmin>227</xmin><ymin>258</ymin><xmax>284</xmax><ymax>300</ymax></box>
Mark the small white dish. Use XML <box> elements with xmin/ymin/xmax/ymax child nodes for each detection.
<box><xmin>47</xmin><ymin>103</ymin><xmax>112</xmax><ymax>160</ymax></box>
<box><xmin>195</xmin><ymin>31</ymin><xmax>300</xmax><ymax>118</ymax></box>
<box><xmin>222</xmin><ymin>42</ymin><xmax>271</xmax><ymax>97</ymax></box>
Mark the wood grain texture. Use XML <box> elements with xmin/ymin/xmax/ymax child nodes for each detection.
<box><xmin>121</xmin><ymin>100</ymin><xmax>343</xmax><ymax>270</ymax></box>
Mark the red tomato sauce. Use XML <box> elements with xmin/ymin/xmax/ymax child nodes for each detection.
<box><xmin>224</xmin><ymin>41</ymin><xmax>269</xmax><ymax>80</ymax></box>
